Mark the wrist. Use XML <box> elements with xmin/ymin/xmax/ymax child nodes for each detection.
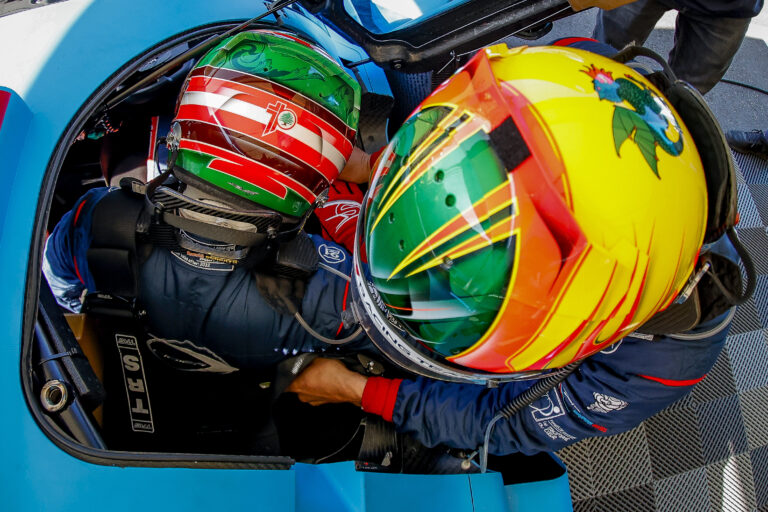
<box><xmin>361</xmin><ymin>377</ymin><xmax>402</xmax><ymax>422</ymax></box>
<box><xmin>346</xmin><ymin>371</ymin><xmax>368</xmax><ymax>407</ymax></box>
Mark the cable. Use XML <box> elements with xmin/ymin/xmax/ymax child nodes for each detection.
<box><xmin>294</xmin><ymin>312</ymin><xmax>363</xmax><ymax>345</ymax></box>
<box><xmin>725</xmin><ymin>227</ymin><xmax>758</xmax><ymax>304</ymax></box>
<box><xmin>315</xmin><ymin>418</ymin><xmax>366</xmax><ymax>463</ymax></box>
<box><xmin>105</xmin><ymin>0</ymin><xmax>300</xmax><ymax>110</ymax></box>
<box><xmin>319</xmin><ymin>262</ymin><xmax>352</xmax><ymax>282</ymax></box>
<box><xmin>720</xmin><ymin>79</ymin><xmax>768</xmax><ymax>97</ymax></box>
<box><xmin>668</xmin><ymin>306</ymin><xmax>736</xmax><ymax>340</ymax></box>
<box><xmin>476</xmin><ymin>361</ymin><xmax>582</xmax><ymax>473</ymax></box>
<box><xmin>290</xmin><ymin>261</ymin><xmax>358</xmax><ymax>344</ymax></box>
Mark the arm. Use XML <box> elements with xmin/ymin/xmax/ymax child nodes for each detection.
<box><xmin>395</xmin><ymin>320</ymin><xmax>728</xmax><ymax>454</ymax></box>
<box><xmin>289</xmin><ymin>315</ymin><xmax>730</xmax><ymax>455</ymax></box>
<box><xmin>337</xmin><ymin>146</ymin><xmax>375</xmax><ymax>184</ymax></box>
<box><xmin>280</xmin><ymin>234</ymin><xmax>372</xmax><ymax>352</ymax></box>
<box><xmin>42</xmin><ymin>187</ymin><xmax>111</xmax><ymax>312</ymax></box>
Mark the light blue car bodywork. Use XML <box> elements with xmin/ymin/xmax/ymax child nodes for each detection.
<box><xmin>0</xmin><ymin>1</ymin><xmax>571</xmax><ymax>509</ymax></box>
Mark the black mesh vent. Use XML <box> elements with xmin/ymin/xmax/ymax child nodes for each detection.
<box><xmin>488</xmin><ymin>117</ymin><xmax>530</xmax><ymax>171</ymax></box>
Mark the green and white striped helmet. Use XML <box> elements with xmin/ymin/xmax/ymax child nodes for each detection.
<box><xmin>170</xmin><ymin>29</ymin><xmax>361</xmax><ymax>220</ymax></box>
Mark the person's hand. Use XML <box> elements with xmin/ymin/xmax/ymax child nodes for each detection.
<box><xmin>286</xmin><ymin>358</ymin><xmax>367</xmax><ymax>406</ymax></box>
<box><xmin>338</xmin><ymin>146</ymin><xmax>372</xmax><ymax>184</ymax></box>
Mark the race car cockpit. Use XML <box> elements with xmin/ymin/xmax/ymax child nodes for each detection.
<box><xmin>28</xmin><ymin>0</ymin><xmax>618</xmax><ymax>478</ymax></box>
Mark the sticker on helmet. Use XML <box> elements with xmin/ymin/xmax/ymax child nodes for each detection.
<box><xmin>277</xmin><ymin>110</ymin><xmax>297</xmax><ymax>130</ymax></box>
<box><xmin>264</xmin><ymin>100</ymin><xmax>296</xmax><ymax>136</ymax></box>
<box><xmin>583</xmin><ymin>64</ymin><xmax>683</xmax><ymax>178</ymax></box>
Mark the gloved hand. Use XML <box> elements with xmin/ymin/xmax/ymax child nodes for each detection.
<box><xmin>315</xmin><ymin>180</ymin><xmax>364</xmax><ymax>254</ymax></box>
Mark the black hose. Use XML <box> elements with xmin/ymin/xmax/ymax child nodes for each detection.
<box><xmin>105</xmin><ymin>0</ymin><xmax>300</xmax><ymax>110</ymax></box>
<box><xmin>720</xmin><ymin>78</ymin><xmax>768</xmax><ymax>97</ymax></box>
<box><xmin>478</xmin><ymin>361</ymin><xmax>582</xmax><ymax>472</ymax></box>
<box><xmin>719</xmin><ymin>227</ymin><xmax>757</xmax><ymax>305</ymax></box>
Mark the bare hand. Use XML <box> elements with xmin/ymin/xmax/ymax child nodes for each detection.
<box><xmin>286</xmin><ymin>358</ymin><xmax>368</xmax><ymax>406</ymax></box>
<box><xmin>337</xmin><ymin>146</ymin><xmax>372</xmax><ymax>184</ymax></box>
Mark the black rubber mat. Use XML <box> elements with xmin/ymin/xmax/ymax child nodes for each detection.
<box><xmin>558</xmin><ymin>152</ymin><xmax>768</xmax><ymax>512</ymax></box>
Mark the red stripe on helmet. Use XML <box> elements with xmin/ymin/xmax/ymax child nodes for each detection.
<box><xmin>176</xmin><ymin>103</ymin><xmax>341</xmax><ymax>182</ymax></box>
<box><xmin>185</xmin><ymin>75</ymin><xmax>354</xmax><ymax>157</ymax></box>
<box><xmin>179</xmin><ymin>139</ymin><xmax>316</xmax><ymax>203</ymax></box>
<box><xmin>189</xmin><ymin>66</ymin><xmax>354</xmax><ymax>133</ymax></box>
<box><xmin>553</xmin><ymin>37</ymin><xmax>599</xmax><ymax>46</ymax></box>
<box><xmin>177</xmin><ymin>119</ymin><xmax>325</xmax><ymax>194</ymax></box>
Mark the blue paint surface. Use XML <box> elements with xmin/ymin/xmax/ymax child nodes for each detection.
<box><xmin>0</xmin><ymin>2</ymin><xmax>569</xmax><ymax>510</ymax></box>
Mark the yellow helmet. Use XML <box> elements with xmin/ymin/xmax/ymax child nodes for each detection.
<box><xmin>351</xmin><ymin>43</ymin><xmax>708</xmax><ymax>378</ymax></box>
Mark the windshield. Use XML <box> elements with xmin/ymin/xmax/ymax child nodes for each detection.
<box><xmin>343</xmin><ymin>0</ymin><xmax>471</xmax><ymax>34</ymax></box>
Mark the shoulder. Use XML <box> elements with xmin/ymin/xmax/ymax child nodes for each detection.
<box><xmin>309</xmin><ymin>234</ymin><xmax>352</xmax><ymax>268</ymax></box>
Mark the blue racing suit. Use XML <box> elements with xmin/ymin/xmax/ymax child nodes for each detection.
<box><xmin>314</xmin><ymin>176</ymin><xmax>736</xmax><ymax>455</ymax></box>
<box><xmin>386</xmin><ymin>317</ymin><xmax>729</xmax><ymax>455</ymax></box>
<box><xmin>43</xmin><ymin>187</ymin><xmax>368</xmax><ymax>372</ymax></box>
<box><xmin>360</xmin><ymin>233</ymin><xmax>736</xmax><ymax>454</ymax></box>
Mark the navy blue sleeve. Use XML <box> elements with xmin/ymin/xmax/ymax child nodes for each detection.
<box><xmin>42</xmin><ymin>187</ymin><xmax>110</xmax><ymax>311</ymax></box>
<box><xmin>299</xmin><ymin>235</ymin><xmax>371</xmax><ymax>346</ymax></box>
<box><xmin>391</xmin><ymin>318</ymin><xmax>729</xmax><ymax>455</ymax></box>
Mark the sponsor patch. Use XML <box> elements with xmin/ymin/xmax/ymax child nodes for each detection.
<box><xmin>146</xmin><ymin>336</ymin><xmax>238</xmax><ymax>374</ymax></box>
<box><xmin>539</xmin><ymin>420</ymin><xmax>577</xmax><ymax>442</ymax></box>
<box><xmin>531</xmin><ymin>389</ymin><xmax>577</xmax><ymax>442</ymax></box>
<box><xmin>530</xmin><ymin>389</ymin><xmax>566</xmax><ymax>422</ymax></box>
<box><xmin>115</xmin><ymin>334</ymin><xmax>154</xmax><ymax>433</ymax></box>
<box><xmin>561</xmin><ymin>386</ymin><xmax>608</xmax><ymax>432</ymax></box>
<box><xmin>587</xmin><ymin>392</ymin><xmax>628</xmax><ymax>413</ymax></box>
<box><xmin>319</xmin><ymin>243</ymin><xmax>346</xmax><ymax>264</ymax></box>
<box><xmin>171</xmin><ymin>250</ymin><xmax>236</xmax><ymax>271</ymax></box>
<box><xmin>321</xmin><ymin>199</ymin><xmax>360</xmax><ymax>231</ymax></box>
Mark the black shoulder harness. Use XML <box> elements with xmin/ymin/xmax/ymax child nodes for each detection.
<box><xmin>86</xmin><ymin>184</ymin><xmax>149</xmax><ymax>297</ymax></box>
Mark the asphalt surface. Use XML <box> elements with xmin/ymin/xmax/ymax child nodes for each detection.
<box><xmin>507</xmin><ymin>6</ymin><xmax>768</xmax><ymax>131</ymax></box>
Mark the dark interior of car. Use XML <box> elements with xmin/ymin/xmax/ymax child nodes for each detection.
<box><xmin>27</xmin><ymin>16</ymin><xmax>567</xmax><ymax>483</ymax></box>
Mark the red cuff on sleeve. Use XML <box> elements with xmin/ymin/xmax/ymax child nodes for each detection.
<box><xmin>361</xmin><ymin>377</ymin><xmax>402</xmax><ymax>422</ymax></box>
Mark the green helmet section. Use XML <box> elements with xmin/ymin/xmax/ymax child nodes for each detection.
<box><xmin>194</xmin><ymin>30</ymin><xmax>360</xmax><ymax>128</ymax></box>
<box><xmin>364</xmin><ymin>106</ymin><xmax>517</xmax><ymax>357</ymax></box>
<box><xmin>172</xmin><ymin>30</ymin><xmax>361</xmax><ymax>218</ymax></box>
